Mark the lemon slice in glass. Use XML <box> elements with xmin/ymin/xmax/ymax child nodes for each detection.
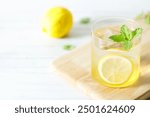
<box><xmin>98</xmin><ymin>54</ymin><xmax>133</xmax><ymax>84</ymax></box>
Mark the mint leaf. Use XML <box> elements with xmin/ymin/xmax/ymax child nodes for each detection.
<box><xmin>63</xmin><ymin>44</ymin><xmax>75</xmax><ymax>50</ymax></box>
<box><xmin>109</xmin><ymin>34</ymin><xmax>125</xmax><ymax>42</ymax></box>
<box><xmin>145</xmin><ymin>15</ymin><xmax>150</xmax><ymax>24</ymax></box>
<box><xmin>80</xmin><ymin>18</ymin><xmax>90</xmax><ymax>24</ymax></box>
<box><xmin>123</xmin><ymin>41</ymin><xmax>132</xmax><ymax>50</ymax></box>
<box><xmin>109</xmin><ymin>25</ymin><xmax>142</xmax><ymax>50</ymax></box>
<box><xmin>120</xmin><ymin>25</ymin><xmax>132</xmax><ymax>40</ymax></box>
<box><xmin>132</xmin><ymin>28</ymin><xmax>142</xmax><ymax>38</ymax></box>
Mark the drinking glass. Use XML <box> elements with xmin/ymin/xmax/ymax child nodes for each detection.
<box><xmin>91</xmin><ymin>17</ymin><xmax>141</xmax><ymax>87</ymax></box>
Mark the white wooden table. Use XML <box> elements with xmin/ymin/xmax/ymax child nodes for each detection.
<box><xmin>0</xmin><ymin>0</ymin><xmax>149</xmax><ymax>99</ymax></box>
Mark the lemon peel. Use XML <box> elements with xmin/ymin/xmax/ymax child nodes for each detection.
<box><xmin>41</xmin><ymin>7</ymin><xmax>73</xmax><ymax>38</ymax></box>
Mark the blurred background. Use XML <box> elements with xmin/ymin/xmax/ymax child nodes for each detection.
<box><xmin>0</xmin><ymin>0</ymin><xmax>149</xmax><ymax>99</ymax></box>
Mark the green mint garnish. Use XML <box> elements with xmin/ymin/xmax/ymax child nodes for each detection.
<box><xmin>120</xmin><ymin>25</ymin><xmax>132</xmax><ymax>40</ymax></box>
<box><xmin>80</xmin><ymin>18</ymin><xmax>90</xmax><ymax>24</ymax></box>
<box><xmin>63</xmin><ymin>44</ymin><xmax>75</xmax><ymax>50</ymax></box>
<box><xmin>145</xmin><ymin>15</ymin><xmax>150</xmax><ymax>24</ymax></box>
<box><xmin>109</xmin><ymin>25</ymin><xmax>142</xmax><ymax>50</ymax></box>
<box><xmin>132</xmin><ymin>28</ymin><xmax>143</xmax><ymax>38</ymax></box>
<box><xmin>123</xmin><ymin>40</ymin><xmax>132</xmax><ymax>50</ymax></box>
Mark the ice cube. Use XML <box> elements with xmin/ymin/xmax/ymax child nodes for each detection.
<box><xmin>105</xmin><ymin>29</ymin><xmax>113</xmax><ymax>36</ymax></box>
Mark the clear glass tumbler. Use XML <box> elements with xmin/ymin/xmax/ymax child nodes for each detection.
<box><xmin>91</xmin><ymin>17</ymin><xmax>141</xmax><ymax>87</ymax></box>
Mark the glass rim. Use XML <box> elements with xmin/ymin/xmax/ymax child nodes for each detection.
<box><xmin>91</xmin><ymin>16</ymin><xmax>140</xmax><ymax>33</ymax></box>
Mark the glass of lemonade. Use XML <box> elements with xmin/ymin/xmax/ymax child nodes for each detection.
<box><xmin>91</xmin><ymin>17</ymin><xmax>142</xmax><ymax>88</ymax></box>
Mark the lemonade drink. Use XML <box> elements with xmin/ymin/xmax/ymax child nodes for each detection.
<box><xmin>91</xmin><ymin>17</ymin><xmax>142</xmax><ymax>87</ymax></box>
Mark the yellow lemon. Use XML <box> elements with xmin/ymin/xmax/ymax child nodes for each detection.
<box><xmin>41</xmin><ymin>7</ymin><xmax>73</xmax><ymax>38</ymax></box>
<box><xmin>98</xmin><ymin>54</ymin><xmax>133</xmax><ymax>84</ymax></box>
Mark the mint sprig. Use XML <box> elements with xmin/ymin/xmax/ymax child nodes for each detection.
<box><xmin>109</xmin><ymin>25</ymin><xmax>142</xmax><ymax>50</ymax></box>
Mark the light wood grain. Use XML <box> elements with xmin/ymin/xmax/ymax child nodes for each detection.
<box><xmin>52</xmin><ymin>19</ymin><xmax>150</xmax><ymax>100</ymax></box>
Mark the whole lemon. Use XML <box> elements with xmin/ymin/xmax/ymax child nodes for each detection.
<box><xmin>41</xmin><ymin>7</ymin><xmax>73</xmax><ymax>38</ymax></box>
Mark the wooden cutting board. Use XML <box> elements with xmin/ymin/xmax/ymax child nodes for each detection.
<box><xmin>52</xmin><ymin>18</ymin><xmax>150</xmax><ymax>100</ymax></box>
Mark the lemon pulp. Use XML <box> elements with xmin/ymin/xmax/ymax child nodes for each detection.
<box><xmin>92</xmin><ymin>52</ymin><xmax>140</xmax><ymax>87</ymax></box>
<box><xmin>98</xmin><ymin>54</ymin><xmax>133</xmax><ymax>85</ymax></box>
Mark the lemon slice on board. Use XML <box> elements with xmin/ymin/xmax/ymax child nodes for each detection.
<box><xmin>98</xmin><ymin>54</ymin><xmax>133</xmax><ymax>84</ymax></box>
